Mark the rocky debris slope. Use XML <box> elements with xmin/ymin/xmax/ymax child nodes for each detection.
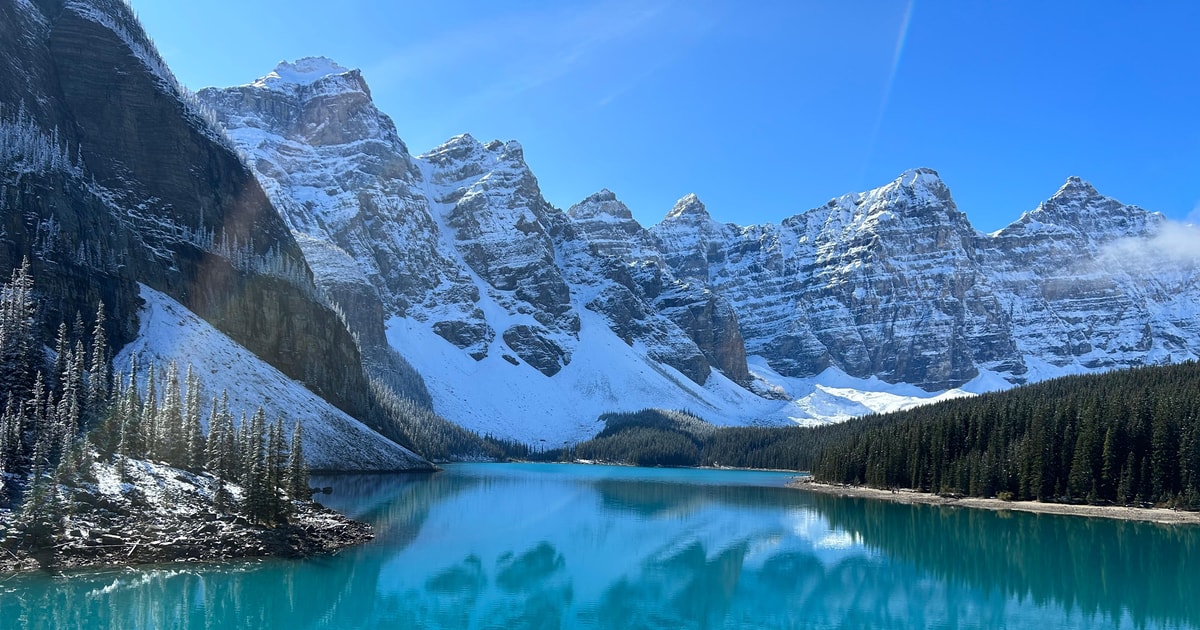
<box><xmin>0</xmin><ymin>460</ymin><xmax>372</xmax><ymax>574</ymax></box>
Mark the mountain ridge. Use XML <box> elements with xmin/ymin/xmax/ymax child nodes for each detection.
<box><xmin>201</xmin><ymin>57</ymin><xmax>1200</xmax><ymax>442</ymax></box>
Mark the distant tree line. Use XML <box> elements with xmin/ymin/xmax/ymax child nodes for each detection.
<box><xmin>365</xmin><ymin>377</ymin><xmax>530</xmax><ymax>462</ymax></box>
<box><xmin>554</xmin><ymin>363</ymin><xmax>1200</xmax><ymax>511</ymax></box>
<box><xmin>0</xmin><ymin>261</ymin><xmax>311</xmax><ymax>547</ymax></box>
<box><xmin>546</xmin><ymin>409</ymin><xmax>849</xmax><ymax>470</ymax></box>
<box><xmin>812</xmin><ymin>362</ymin><xmax>1200</xmax><ymax>508</ymax></box>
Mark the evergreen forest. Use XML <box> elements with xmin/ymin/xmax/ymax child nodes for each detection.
<box><xmin>560</xmin><ymin>363</ymin><xmax>1200</xmax><ymax>510</ymax></box>
<box><xmin>811</xmin><ymin>362</ymin><xmax>1200</xmax><ymax>508</ymax></box>
<box><xmin>0</xmin><ymin>260</ymin><xmax>312</xmax><ymax>548</ymax></box>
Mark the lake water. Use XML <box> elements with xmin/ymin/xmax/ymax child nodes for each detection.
<box><xmin>3</xmin><ymin>463</ymin><xmax>1199</xmax><ymax>629</ymax></box>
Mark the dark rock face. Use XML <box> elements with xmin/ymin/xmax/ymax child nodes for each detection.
<box><xmin>1</xmin><ymin>1</ymin><xmax>375</xmax><ymax>420</ymax></box>
<box><xmin>502</xmin><ymin>325</ymin><xmax>569</xmax><ymax>377</ymax></box>
<box><xmin>433</xmin><ymin>319</ymin><xmax>494</xmax><ymax>360</ymax></box>
<box><xmin>654</xmin><ymin>287</ymin><xmax>749</xmax><ymax>385</ymax></box>
<box><xmin>425</xmin><ymin>136</ymin><xmax>579</xmax><ymax>340</ymax></box>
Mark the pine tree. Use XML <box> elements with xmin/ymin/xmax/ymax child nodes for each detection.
<box><xmin>87</xmin><ymin>301</ymin><xmax>110</xmax><ymax>417</ymax></box>
<box><xmin>1100</xmin><ymin>427</ymin><xmax>1120</xmax><ymax>501</ymax></box>
<box><xmin>30</xmin><ymin>404</ymin><xmax>52</xmax><ymax>481</ymax></box>
<box><xmin>158</xmin><ymin>362</ymin><xmax>183</xmax><ymax>465</ymax></box>
<box><xmin>204</xmin><ymin>392</ymin><xmax>236</xmax><ymax>511</ymax></box>
<box><xmin>182</xmin><ymin>365</ymin><xmax>204</xmax><ymax>470</ymax></box>
<box><xmin>20</xmin><ymin>476</ymin><xmax>61</xmax><ymax>547</ymax></box>
<box><xmin>56</xmin><ymin>340</ymin><xmax>84</xmax><ymax>440</ymax></box>
<box><xmin>240</xmin><ymin>407</ymin><xmax>270</xmax><ymax>523</ymax></box>
<box><xmin>119</xmin><ymin>357</ymin><xmax>144</xmax><ymax>459</ymax></box>
<box><xmin>51</xmin><ymin>322</ymin><xmax>69</xmax><ymax>392</ymax></box>
<box><xmin>0</xmin><ymin>398</ymin><xmax>19</xmax><ymax>475</ymax></box>
<box><xmin>71</xmin><ymin>311</ymin><xmax>86</xmax><ymax>354</ymax></box>
<box><xmin>204</xmin><ymin>392</ymin><xmax>230</xmax><ymax>478</ymax></box>
<box><xmin>141</xmin><ymin>363</ymin><xmax>158</xmax><ymax>459</ymax></box>
<box><xmin>0</xmin><ymin>258</ymin><xmax>40</xmax><ymax>401</ymax></box>
<box><xmin>287</xmin><ymin>420</ymin><xmax>310</xmax><ymax>500</ymax></box>
<box><xmin>267</xmin><ymin>417</ymin><xmax>286</xmax><ymax>517</ymax></box>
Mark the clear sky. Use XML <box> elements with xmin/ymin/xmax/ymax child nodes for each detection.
<box><xmin>129</xmin><ymin>0</ymin><xmax>1200</xmax><ymax>232</ymax></box>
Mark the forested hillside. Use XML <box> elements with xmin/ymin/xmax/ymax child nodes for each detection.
<box><xmin>563</xmin><ymin>363</ymin><xmax>1200</xmax><ymax>511</ymax></box>
<box><xmin>812</xmin><ymin>362</ymin><xmax>1200</xmax><ymax>508</ymax></box>
<box><xmin>0</xmin><ymin>260</ymin><xmax>311</xmax><ymax>534</ymax></box>
<box><xmin>564</xmin><ymin>409</ymin><xmax>842</xmax><ymax>470</ymax></box>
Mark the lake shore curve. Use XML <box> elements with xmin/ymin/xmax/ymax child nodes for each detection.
<box><xmin>789</xmin><ymin>478</ymin><xmax>1200</xmax><ymax>525</ymax></box>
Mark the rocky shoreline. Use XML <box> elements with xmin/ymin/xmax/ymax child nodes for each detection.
<box><xmin>0</xmin><ymin>458</ymin><xmax>375</xmax><ymax>575</ymax></box>
<box><xmin>790</xmin><ymin>478</ymin><xmax>1200</xmax><ymax>525</ymax></box>
<box><xmin>0</xmin><ymin>499</ymin><xmax>372</xmax><ymax>575</ymax></box>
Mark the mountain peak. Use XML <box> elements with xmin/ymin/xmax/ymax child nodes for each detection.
<box><xmin>895</xmin><ymin>167</ymin><xmax>943</xmax><ymax>189</ymax></box>
<box><xmin>580</xmin><ymin>189</ymin><xmax>618</xmax><ymax>204</ymax></box>
<box><xmin>665</xmin><ymin>193</ymin><xmax>710</xmax><ymax>221</ymax></box>
<box><xmin>568</xmin><ymin>189</ymin><xmax>634</xmax><ymax>221</ymax></box>
<box><xmin>251</xmin><ymin>57</ymin><xmax>368</xmax><ymax>95</ymax></box>
<box><xmin>1051</xmin><ymin>175</ymin><xmax>1099</xmax><ymax>200</ymax></box>
<box><xmin>823</xmin><ymin>168</ymin><xmax>955</xmax><ymax>221</ymax></box>
<box><xmin>271</xmin><ymin>57</ymin><xmax>350</xmax><ymax>82</ymax></box>
<box><xmin>997</xmin><ymin>176</ymin><xmax>1160</xmax><ymax>239</ymax></box>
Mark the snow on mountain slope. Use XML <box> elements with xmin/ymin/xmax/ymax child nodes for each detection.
<box><xmin>114</xmin><ymin>285</ymin><xmax>430</xmax><ymax>471</ymax></box>
<box><xmin>203</xmin><ymin>59</ymin><xmax>1200</xmax><ymax>444</ymax></box>
<box><xmin>202</xmin><ymin>63</ymin><xmax>767</xmax><ymax>444</ymax></box>
<box><xmin>654</xmin><ymin>169</ymin><xmax>1200</xmax><ymax>391</ymax></box>
<box><xmin>385</xmin><ymin>305</ymin><xmax>991</xmax><ymax>443</ymax></box>
<box><xmin>387</xmin><ymin>302</ymin><xmax>770</xmax><ymax>445</ymax></box>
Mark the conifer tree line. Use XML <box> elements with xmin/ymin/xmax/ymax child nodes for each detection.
<box><xmin>366</xmin><ymin>377</ymin><xmax>529</xmax><ymax>462</ymax></box>
<box><xmin>536</xmin><ymin>409</ymin><xmax>851</xmax><ymax>470</ymax></box>
<box><xmin>811</xmin><ymin>361</ymin><xmax>1200</xmax><ymax>508</ymax></box>
<box><xmin>0</xmin><ymin>260</ymin><xmax>310</xmax><ymax>532</ymax></box>
<box><xmin>543</xmin><ymin>366</ymin><xmax>1200</xmax><ymax>512</ymax></box>
<box><xmin>90</xmin><ymin>357</ymin><xmax>311</xmax><ymax>523</ymax></box>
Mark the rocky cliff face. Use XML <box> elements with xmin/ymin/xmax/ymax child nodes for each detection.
<box><xmin>651</xmin><ymin>170</ymin><xmax>1199</xmax><ymax>390</ymax></box>
<box><xmin>202</xmin><ymin>62</ymin><xmax>749</xmax><ymax>387</ymax></box>
<box><xmin>0</xmin><ymin>2</ymin><xmax>410</xmax><ymax>463</ymax></box>
<box><xmin>203</xmin><ymin>58</ymin><xmax>1200</xmax><ymax>439</ymax></box>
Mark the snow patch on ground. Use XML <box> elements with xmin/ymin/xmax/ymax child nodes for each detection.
<box><xmin>114</xmin><ymin>285</ymin><xmax>428</xmax><ymax>471</ymax></box>
<box><xmin>387</xmin><ymin>307</ymin><xmax>793</xmax><ymax>445</ymax></box>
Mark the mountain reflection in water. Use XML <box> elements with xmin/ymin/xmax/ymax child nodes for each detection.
<box><xmin>3</xmin><ymin>463</ymin><xmax>1197</xmax><ymax>629</ymax></box>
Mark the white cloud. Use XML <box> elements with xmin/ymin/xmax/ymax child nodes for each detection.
<box><xmin>1099</xmin><ymin>219</ymin><xmax>1200</xmax><ymax>271</ymax></box>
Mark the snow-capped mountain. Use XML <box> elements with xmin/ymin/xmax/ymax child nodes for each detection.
<box><xmin>661</xmin><ymin>170</ymin><xmax>1200</xmax><ymax>390</ymax></box>
<box><xmin>202</xmin><ymin>58</ymin><xmax>1200</xmax><ymax>443</ymax></box>
<box><xmin>201</xmin><ymin>60</ymin><xmax>775</xmax><ymax>443</ymax></box>
<box><xmin>1</xmin><ymin>4</ymin><xmax>425</xmax><ymax>469</ymax></box>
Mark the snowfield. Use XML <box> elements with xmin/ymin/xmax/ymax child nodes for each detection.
<box><xmin>114</xmin><ymin>285</ymin><xmax>429</xmax><ymax>471</ymax></box>
<box><xmin>387</xmin><ymin>311</ymin><xmax>1011</xmax><ymax>445</ymax></box>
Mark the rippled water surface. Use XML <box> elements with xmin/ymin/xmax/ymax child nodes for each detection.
<box><xmin>4</xmin><ymin>463</ymin><xmax>1199</xmax><ymax>629</ymax></box>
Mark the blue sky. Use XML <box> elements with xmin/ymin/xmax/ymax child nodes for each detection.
<box><xmin>131</xmin><ymin>0</ymin><xmax>1200</xmax><ymax>232</ymax></box>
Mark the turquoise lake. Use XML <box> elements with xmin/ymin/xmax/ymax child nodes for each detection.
<box><xmin>3</xmin><ymin>462</ymin><xmax>1199</xmax><ymax>629</ymax></box>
